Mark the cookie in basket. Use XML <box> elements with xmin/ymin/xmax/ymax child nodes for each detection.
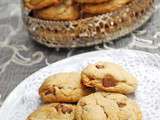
<box><xmin>33</xmin><ymin>0</ymin><xmax>80</xmax><ymax>20</ymax></box>
<box><xmin>24</xmin><ymin>0</ymin><xmax>61</xmax><ymax>10</ymax></box>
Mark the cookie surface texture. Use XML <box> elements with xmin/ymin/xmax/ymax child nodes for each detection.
<box><xmin>82</xmin><ymin>0</ymin><xmax>132</xmax><ymax>14</ymax></box>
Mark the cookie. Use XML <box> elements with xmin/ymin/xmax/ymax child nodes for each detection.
<box><xmin>81</xmin><ymin>62</ymin><xmax>138</xmax><ymax>94</ymax></box>
<box><xmin>76</xmin><ymin>92</ymin><xmax>142</xmax><ymax>120</ymax></box>
<box><xmin>39</xmin><ymin>72</ymin><xmax>93</xmax><ymax>103</ymax></box>
<box><xmin>82</xmin><ymin>0</ymin><xmax>132</xmax><ymax>14</ymax></box>
<box><xmin>33</xmin><ymin>0</ymin><xmax>80</xmax><ymax>20</ymax></box>
<box><xmin>75</xmin><ymin>0</ymin><xmax>110</xmax><ymax>4</ymax></box>
<box><xmin>24</xmin><ymin>0</ymin><xmax>61</xmax><ymax>10</ymax></box>
<box><xmin>26</xmin><ymin>103</ymin><xmax>76</xmax><ymax>120</ymax></box>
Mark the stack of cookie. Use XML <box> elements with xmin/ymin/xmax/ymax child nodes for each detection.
<box><xmin>26</xmin><ymin>62</ymin><xmax>142</xmax><ymax>120</ymax></box>
<box><xmin>24</xmin><ymin>0</ymin><xmax>132</xmax><ymax>20</ymax></box>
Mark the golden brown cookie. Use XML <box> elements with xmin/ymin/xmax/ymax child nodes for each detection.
<box><xmin>33</xmin><ymin>0</ymin><xmax>80</xmax><ymax>20</ymax></box>
<box><xmin>76</xmin><ymin>92</ymin><xmax>142</xmax><ymax>120</ymax></box>
<box><xmin>26</xmin><ymin>103</ymin><xmax>76</xmax><ymax>120</ymax></box>
<box><xmin>81</xmin><ymin>62</ymin><xmax>138</xmax><ymax>94</ymax></box>
<box><xmin>75</xmin><ymin>0</ymin><xmax>110</xmax><ymax>4</ymax></box>
<box><xmin>24</xmin><ymin>0</ymin><xmax>61</xmax><ymax>10</ymax></box>
<box><xmin>39</xmin><ymin>72</ymin><xmax>93</xmax><ymax>103</ymax></box>
<box><xmin>82</xmin><ymin>0</ymin><xmax>132</xmax><ymax>14</ymax></box>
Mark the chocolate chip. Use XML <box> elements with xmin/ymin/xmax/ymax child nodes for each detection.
<box><xmin>58</xmin><ymin>86</ymin><xmax>63</xmax><ymax>89</ymax></box>
<box><xmin>96</xmin><ymin>64</ymin><xmax>105</xmax><ymax>69</ymax></box>
<box><xmin>102</xmin><ymin>75</ymin><xmax>118</xmax><ymax>87</ymax></box>
<box><xmin>117</xmin><ymin>102</ymin><xmax>126</xmax><ymax>108</ymax></box>
<box><xmin>80</xmin><ymin>102</ymin><xmax>87</xmax><ymax>106</ymax></box>
<box><xmin>55</xmin><ymin>104</ymin><xmax>62</xmax><ymax>111</ymax></box>
<box><xmin>61</xmin><ymin>106</ymin><xmax>73</xmax><ymax>114</ymax></box>
<box><xmin>105</xmin><ymin>113</ymin><xmax>108</xmax><ymax>118</ymax></box>
<box><xmin>44</xmin><ymin>90</ymin><xmax>51</xmax><ymax>95</ymax></box>
<box><xmin>87</xmin><ymin>75</ymin><xmax>95</xmax><ymax>81</ymax></box>
<box><xmin>44</xmin><ymin>86</ymin><xmax>56</xmax><ymax>95</ymax></box>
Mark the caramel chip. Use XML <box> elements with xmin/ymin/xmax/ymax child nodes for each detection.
<box><xmin>117</xmin><ymin>102</ymin><xmax>126</xmax><ymax>108</ymax></box>
<box><xmin>96</xmin><ymin>64</ymin><xmax>105</xmax><ymax>69</ymax></box>
<box><xmin>102</xmin><ymin>75</ymin><xmax>118</xmax><ymax>87</ymax></box>
<box><xmin>55</xmin><ymin>104</ymin><xmax>73</xmax><ymax>114</ymax></box>
<box><xmin>44</xmin><ymin>86</ymin><xmax>56</xmax><ymax>95</ymax></box>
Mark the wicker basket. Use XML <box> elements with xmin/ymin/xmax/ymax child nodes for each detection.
<box><xmin>22</xmin><ymin>0</ymin><xmax>154</xmax><ymax>48</ymax></box>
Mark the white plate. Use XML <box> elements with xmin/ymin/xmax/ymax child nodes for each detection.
<box><xmin>0</xmin><ymin>49</ymin><xmax>160</xmax><ymax>120</ymax></box>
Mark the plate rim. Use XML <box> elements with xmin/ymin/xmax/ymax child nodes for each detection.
<box><xmin>0</xmin><ymin>49</ymin><xmax>160</xmax><ymax>112</ymax></box>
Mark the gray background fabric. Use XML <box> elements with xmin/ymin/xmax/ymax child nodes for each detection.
<box><xmin>0</xmin><ymin>0</ymin><xmax>160</xmax><ymax>105</ymax></box>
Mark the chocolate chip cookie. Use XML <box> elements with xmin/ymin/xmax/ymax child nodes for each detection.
<box><xmin>75</xmin><ymin>0</ymin><xmax>110</xmax><ymax>4</ymax></box>
<box><xmin>27</xmin><ymin>103</ymin><xmax>76</xmax><ymax>120</ymax></box>
<box><xmin>32</xmin><ymin>0</ymin><xmax>80</xmax><ymax>21</ymax></box>
<box><xmin>24</xmin><ymin>0</ymin><xmax>61</xmax><ymax>10</ymax></box>
<box><xmin>76</xmin><ymin>92</ymin><xmax>142</xmax><ymax>120</ymax></box>
<box><xmin>81</xmin><ymin>0</ymin><xmax>132</xmax><ymax>14</ymax></box>
<box><xmin>81</xmin><ymin>62</ymin><xmax>138</xmax><ymax>94</ymax></box>
<box><xmin>39</xmin><ymin>72</ymin><xmax>93</xmax><ymax>103</ymax></box>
